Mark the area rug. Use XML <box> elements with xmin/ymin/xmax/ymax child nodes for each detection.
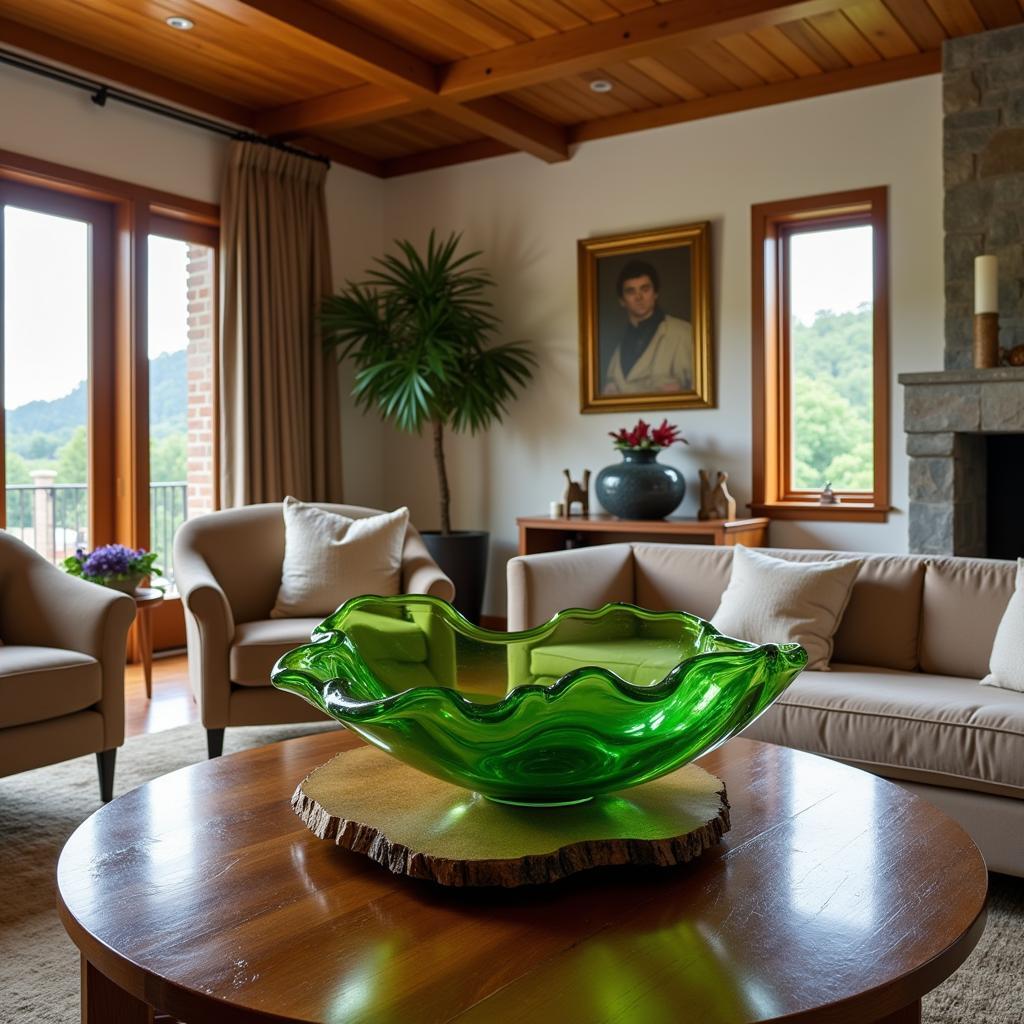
<box><xmin>0</xmin><ymin>725</ymin><xmax>1021</xmax><ymax>1024</ymax></box>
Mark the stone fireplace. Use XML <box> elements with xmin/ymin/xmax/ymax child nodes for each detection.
<box><xmin>901</xmin><ymin>23</ymin><xmax>1024</xmax><ymax>558</ymax></box>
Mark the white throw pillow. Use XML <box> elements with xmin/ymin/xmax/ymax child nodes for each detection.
<box><xmin>712</xmin><ymin>547</ymin><xmax>863</xmax><ymax>671</ymax></box>
<box><xmin>271</xmin><ymin>499</ymin><xmax>409</xmax><ymax>619</ymax></box>
<box><xmin>980</xmin><ymin>559</ymin><xmax>1024</xmax><ymax>693</ymax></box>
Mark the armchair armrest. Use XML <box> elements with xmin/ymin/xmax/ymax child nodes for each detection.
<box><xmin>0</xmin><ymin>551</ymin><xmax>135</xmax><ymax>749</ymax></box>
<box><xmin>402</xmin><ymin>528</ymin><xmax>455</xmax><ymax>600</ymax></box>
<box><xmin>506</xmin><ymin>543</ymin><xmax>636</xmax><ymax>631</ymax></box>
<box><xmin>173</xmin><ymin>537</ymin><xmax>236</xmax><ymax>726</ymax></box>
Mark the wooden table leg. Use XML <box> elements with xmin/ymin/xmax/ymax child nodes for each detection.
<box><xmin>82</xmin><ymin>955</ymin><xmax>153</xmax><ymax>1023</ymax></box>
<box><xmin>137</xmin><ymin>608</ymin><xmax>153</xmax><ymax>700</ymax></box>
<box><xmin>872</xmin><ymin>1001</ymin><xmax>921</xmax><ymax>1024</ymax></box>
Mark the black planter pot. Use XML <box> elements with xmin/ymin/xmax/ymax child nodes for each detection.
<box><xmin>421</xmin><ymin>530</ymin><xmax>490</xmax><ymax>624</ymax></box>
<box><xmin>595</xmin><ymin>449</ymin><xmax>686</xmax><ymax>520</ymax></box>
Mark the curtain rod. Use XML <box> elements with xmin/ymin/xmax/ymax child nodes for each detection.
<box><xmin>0</xmin><ymin>47</ymin><xmax>331</xmax><ymax>168</ymax></box>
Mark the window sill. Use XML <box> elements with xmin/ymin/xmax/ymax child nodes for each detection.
<box><xmin>748</xmin><ymin>502</ymin><xmax>890</xmax><ymax>524</ymax></box>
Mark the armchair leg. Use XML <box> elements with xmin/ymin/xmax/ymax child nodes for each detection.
<box><xmin>207</xmin><ymin>728</ymin><xmax>225</xmax><ymax>759</ymax></box>
<box><xmin>96</xmin><ymin>749</ymin><xmax>116</xmax><ymax>803</ymax></box>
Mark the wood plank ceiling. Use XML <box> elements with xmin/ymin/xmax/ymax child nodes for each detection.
<box><xmin>1</xmin><ymin>0</ymin><xmax>1021</xmax><ymax>177</ymax></box>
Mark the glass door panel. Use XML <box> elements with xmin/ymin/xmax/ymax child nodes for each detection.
<box><xmin>148</xmin><ymin>232</ymin><xmax>216</xmax><ymax>587</ymax></box>
<box><xmin>3</xmin><ymin>204</ymin><xmax>91</xmax><ymax>561</ymax></box>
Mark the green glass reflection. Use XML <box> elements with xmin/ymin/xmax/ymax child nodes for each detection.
<box><xmin>271</xmin><ymin>597</ymin><xmax>807</xmax><ymax>806</ymax></box>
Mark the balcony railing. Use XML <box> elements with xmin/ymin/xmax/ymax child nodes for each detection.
<box><xmin>5</xmin><ymin>481</ymin><xmax>188</xmax><ymax>584</ymax></box>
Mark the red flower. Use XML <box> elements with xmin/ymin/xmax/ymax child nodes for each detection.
<box><xmin>610</xmin><ymin>417</ymin><xmax>687</xmax><ymax>450</ymax></box>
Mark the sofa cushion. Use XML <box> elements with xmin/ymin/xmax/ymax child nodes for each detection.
<box><xmin>712</xmin><ymin>547</ymin><xmax>862</xmax><ymax>670</ymax></box>
<box><xmin>743</xmin><ymin>665</ymin><xmax>1024</xmax><ymax>797</ymax></box>
<box><xmin>808</xmin><ymin>554</ymin><xmax>924</xmax><ymax>672</ymax></box>
<box><xmin>230</xmin><ymin>618</ymin><xmax>323</xmax><ymax>687</ymax></box>
<box><xmin>633</xmin><ymin>546</ymin><xmax>925</xmax><ymax>672</ymax></box>
<box><xmin>633</xmin><ymin>543</ymin><xmax>733</xmax><ymax>620</ymax></box>
<box><xmin>981</xmin><ymin>558</ymin><xmax>1024</xmax><ymax>693</ymax></box>
<box><xmin>529</xmin><ymin>639</ymin><xmax>683</xmax><ymax>686</ymax></box>
<box><xmin>0</xmin><ymin>646</ymin><xmax>101</xmax><ymax>728</ymax></box>
<box><xmin>921</xmin><ymin>556</ymin><xmax>1016</xmax><ymax>678</ymax></box>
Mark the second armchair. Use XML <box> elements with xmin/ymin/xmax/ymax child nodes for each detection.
<box><xmin>174</xmin><ymin>503</ymin><xmax>454</xmax><ymax>757</ymax></box>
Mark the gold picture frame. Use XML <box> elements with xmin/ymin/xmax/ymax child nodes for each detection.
<box><xmin>578</xmin><ymin>221</ymin><xmax>713</xmax><ymax>413</ymax></box>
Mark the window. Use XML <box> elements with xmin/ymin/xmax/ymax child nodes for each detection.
<box><xmin>751</xmin><ymin>188</ymin><xmax>889</xmax><ymax>522</ymax></box>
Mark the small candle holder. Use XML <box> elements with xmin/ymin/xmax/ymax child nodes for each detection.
<box><xmin>973</xmin><ymin>313</ymin><xmax>999</xmax><ymax>369</ymax></box>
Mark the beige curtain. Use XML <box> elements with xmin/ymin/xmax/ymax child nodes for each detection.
<box><xmin>219</xmin><ymin>140</ymin><xmax>342</xmax><ymax>507</ymax></box>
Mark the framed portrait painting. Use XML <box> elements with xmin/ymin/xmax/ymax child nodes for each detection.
<box><xmin>578</xmin><ymin>222</ymin><xmax>713</xmax><ymax>412</ymax></box>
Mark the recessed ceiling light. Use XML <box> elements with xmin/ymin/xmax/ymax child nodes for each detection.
<box><xmin>589</xmin><ymin>79</ymin><xmax>614</xmax><ymax>93</ymax></box>
<box><xmin>165</xmin><ymin>16</ymin><xmax>194</xmax><ymax>30</ymax></box>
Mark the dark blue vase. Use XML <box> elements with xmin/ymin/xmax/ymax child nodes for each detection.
<box><xmin>595</xmin><ymin>449</ymin><xmax>686</xmax><ymax>520</ymax></box>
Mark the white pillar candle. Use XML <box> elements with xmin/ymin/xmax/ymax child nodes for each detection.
<box><xmin>549</xmin><ymin>500</ymin><xmax>564</xmax><ymax>518</ymax></box>
<box><xmin>975</xmin><ymin>255</ymin><xmax>998</xmax><ymax>314</ymax></box>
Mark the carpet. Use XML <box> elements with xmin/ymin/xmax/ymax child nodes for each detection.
<box><xmin>1</xmin><ymin>725</ymin><xmax>1021</xmax><ymax>1024</ymax></box>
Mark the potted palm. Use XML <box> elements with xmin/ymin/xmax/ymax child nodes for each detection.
<box><xmin>321</xmin><ymin>231</ymin><xmax>534</xmax><ymax>622</ymax></box>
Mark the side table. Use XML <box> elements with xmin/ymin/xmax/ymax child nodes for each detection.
<box><xmin>517</xmin><ymin>514</ymin><xmax>770</xmax><ymax>556</ymax></box>
<box><xmin>132</xmin><ymin>587</ymin><xmax>164</xmax><ymax>699</ymax></box>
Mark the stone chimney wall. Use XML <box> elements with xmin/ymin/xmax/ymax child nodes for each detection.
<box><xmin>943</xmin><ymin>24</ymin><xmax>1024</xmax><ymax>369</ymax></box>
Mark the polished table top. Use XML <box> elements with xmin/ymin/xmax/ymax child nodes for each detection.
<box><xmin>57</xmin><ymin>734</ymin><xmax>988</xmax><ymax>1024</ymax></box>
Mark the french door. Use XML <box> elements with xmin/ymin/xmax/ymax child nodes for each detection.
<box><xmin>1</xmin><ymin>154</ymin><xmax>219</xmax><ymax>654</ymax></box>
<box><xmin>0</xmin><ymin>180</ymin><xmax>116</xmax><ymax>558</ymax></box>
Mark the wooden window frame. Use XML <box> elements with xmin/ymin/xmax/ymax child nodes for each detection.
<box><xmin>750</xmin><ymin>186</ymin><xmax>890</xmax><ymax>523</ymax></box>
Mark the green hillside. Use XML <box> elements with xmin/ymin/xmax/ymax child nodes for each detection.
<box><xmin>6</xmin><ymin>349</ymin><xmax>188</xmax><ymax>484</ymax></box>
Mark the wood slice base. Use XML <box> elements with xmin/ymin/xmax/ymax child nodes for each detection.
<box><xmin>292</xmin><ymin>745</ymin><xmax>730</xmax><ymax>887</ymax></box>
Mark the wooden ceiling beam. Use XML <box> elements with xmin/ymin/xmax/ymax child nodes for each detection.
<box><xmin>381</xmin><ymin>139</ymin><xmax>516</xmax><ymax>179</ymax></box>
<box><xmin>438</xmin><ymin>0</ymin><xmax>860</xmax><ymax>101</ymax></box>
<box><xmin>253</xmin><ymin>85</ymin><xmax>421</xmax><ymax>137</ymax></box>
<box><xmin>202</xmin><ymin>0</ymin><xmax>436</xmax><ymax>93</ymax></box>
<box><xmin>0</xmin><ymin>16</ymin><xmax>257</xmax><ymax>128</ymax></box>
<box><xmin>217</xmin><ymin>0</ymin><xmax>568</xmax><ymax>162</ymax></box>
<box><xmin>289</xmin><ymin>136</ymin><xmax>384</xmax><ymax>177</ymax></box>
<box><xmin>569</xmin><ymin>49</ymin><xmax>940</xmax><ymax>143</ymax></box>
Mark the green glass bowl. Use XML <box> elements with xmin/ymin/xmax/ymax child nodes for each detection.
<box><xmin>271</xmin><ymin>596</ymin><xmax>807</xmax><ymax>806</ymax></box>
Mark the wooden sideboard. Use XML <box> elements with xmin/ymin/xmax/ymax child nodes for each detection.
<box><xmin>516</xmin><ymin>514</ymin><xmax>770</xmax><ymax>555</ymax></box>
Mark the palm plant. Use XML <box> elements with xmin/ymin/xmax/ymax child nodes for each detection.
<box><xmin>320</xmin><ymin>231</ymin><xmax>535</xmax><ymax>535</ymax></box>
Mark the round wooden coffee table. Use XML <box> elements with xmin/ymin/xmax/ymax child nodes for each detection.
<box><xmin>57</xmin><ymin>735</ymin><xmax>987</xmax><ymax>1024</ymax></box>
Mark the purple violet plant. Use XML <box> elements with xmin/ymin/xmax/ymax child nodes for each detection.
<box><xmin>63</xmin><ymin>544</ymin><xmax>163</xmax><ymax>587</ymax></box>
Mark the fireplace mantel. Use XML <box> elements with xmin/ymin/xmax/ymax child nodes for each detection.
<box><xmin>900</xmin><ymin>368</ymin><xmax>1024</xmax><ymax>555</ymax></box>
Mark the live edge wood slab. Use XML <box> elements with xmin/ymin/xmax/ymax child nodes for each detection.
<box><xmin>291</xmin><ymin>745</ymin><xmax>731</xmax><ymax>886</ymax></box>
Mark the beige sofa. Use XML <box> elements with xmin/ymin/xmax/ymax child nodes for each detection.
<box><xmin>174</xmin><ymin>503</ymin><xmax>454</xmax><ymax>757</ymax></box>
<box><xmin>0</xmin><ymin>532</ymin><xmax>136</xmax><ymax>801</ymax></box>
<box><xmin>507</xmin><ymin>543</ymin><xmax>1024</xmax><ymax>876</ymax></box>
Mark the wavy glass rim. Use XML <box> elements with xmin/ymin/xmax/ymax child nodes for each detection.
<box><xmin>271</xmin><ymin>596</ymin><xmax>808</xmax><ymax>723</ymax></box>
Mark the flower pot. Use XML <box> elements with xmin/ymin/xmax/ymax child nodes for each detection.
<box><xmin>105</xmin><ymin>574</ymin><xmax>144</xmax><ymax>595</ymax></box>
<box><xmin>595</xmin><ymin>449</ymin><xmax>686</xmax><ymax>520</ymax></box>
<box><xmin>421</xmin><ymin>531</ymin><xmax>489</xmax><ymax>625</ymax></box>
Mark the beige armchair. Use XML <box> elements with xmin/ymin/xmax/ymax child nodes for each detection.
<box><xmin>0</xmin><ymin>531</ymin><xmax>136</xmax><ymax>801</ymax></box>
<box><xmin>174</xmin><ymin>503</ymin><xmax>455</xmax><ymax>757</ymax></box>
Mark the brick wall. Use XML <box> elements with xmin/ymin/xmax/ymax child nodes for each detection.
<box><xmin>186</xmin><ymin>244</ymin><xmax>215</xmax><ymax>515</ymax></box>
<box><xmin>944</xmin><ymin>24</ymin><xmax>1024</xmax><ymax>368</ymax></box>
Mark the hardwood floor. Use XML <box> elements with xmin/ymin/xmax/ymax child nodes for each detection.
<box><xmin>125</xmin><ymin>652</ymin><xmax>197</xmax><ymax>739</ymax></box>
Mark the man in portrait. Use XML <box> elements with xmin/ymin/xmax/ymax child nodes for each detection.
<box><xmin>602</xmin><ymin>260</ymin><xmax>693</xmax><ymax>395</ymax></box>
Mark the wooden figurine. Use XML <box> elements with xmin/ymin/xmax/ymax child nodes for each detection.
<box><xmin>562</xmin><ymin>469</ymin><xmax>591</xmax><ymax>517</ymax></box>
<box><xmin>698</xmin><ymin>470</ymin><xmax>736</xmax><ymax>521</ymax></box>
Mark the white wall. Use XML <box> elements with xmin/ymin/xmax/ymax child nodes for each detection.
<box><xmin>376</xmin><ymin>75</ymin><xmax>945</xmax><ymax>615</ymax></box>
<box><xmin>0</xmin><ymin>64</ymin><xmax>387</xmax><ymax>506</ymax></box>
